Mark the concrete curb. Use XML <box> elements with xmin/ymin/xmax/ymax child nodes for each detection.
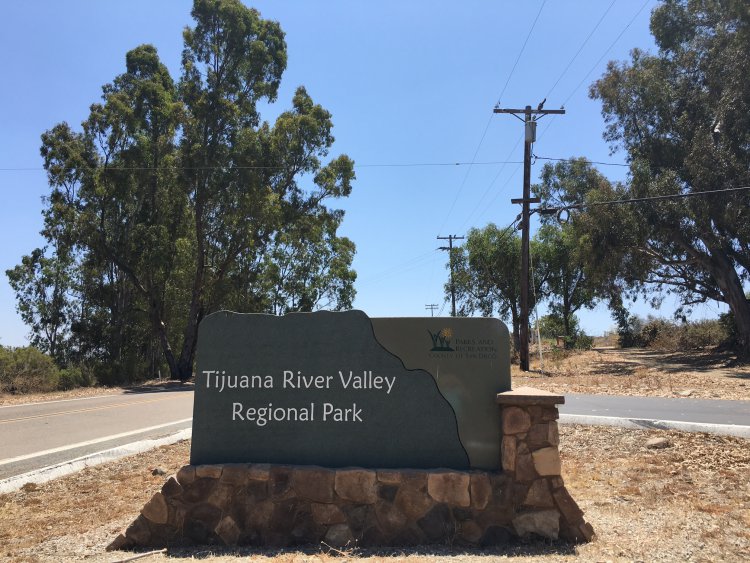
<box><xmin>560</xmin><ymin>413</ymin><xmax>750</xmax><ymax>439</ymax></box>
<box><xmin>0</xmin><ymin>428</ymin><xmax>192</xmax><ymax>494</ymax></box>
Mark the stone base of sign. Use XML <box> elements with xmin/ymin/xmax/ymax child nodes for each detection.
<box><xmin>108</xmin><ymin>388</ymin><xmax>592</xmax><ymax>550</ymax></box>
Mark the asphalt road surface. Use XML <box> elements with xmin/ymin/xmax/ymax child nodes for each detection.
<box><xmin>0</xmin><ymin>387</ymin><xmax>194</xmax><ymax>480</ymax></box>
<box><xmin>561</xmin><ymin>393</ymin><xmax>750</xmax><ymax>427</ymax></box>
<box><xmin>3</xmin><ymin>387</ymin><xmax>748</xmax><ymax>483</ymax></box>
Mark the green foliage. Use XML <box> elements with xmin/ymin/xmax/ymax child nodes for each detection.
<box><xmin>57</xmin><ymin>365</ymin><xmax>96</xmax><ymax>391</ymax></box>
<box><xmin>537</xmin><ymin>314</ymin><xmax>580</xmax><ymax>340</ymax></box>
<box><xmin>573</xmin><ymin>333</ymin><xmax>594</xmax><ymax>350</ymax></box>
<box><xmin>614</xmin><ymin>314</ymin><xmax>729</xmax><ymax>351</ymax></box>
<box><xmin>9</xmin><ymin>0</ymin><xmax>357</xmax><ymax>383</ymax></box>
<box><xmin>5</xmin><ymin>246</ymin><xmax>77</xmax><ymax>365</ymax></box>
<box><xmin>589</xmin><ymin>0</ymin><xmax>750</xmax><ymax>356</ymax></box>
<box><xmin>537</xmin><ymin>313</ymin><xmax>592</xmax><ymax>349</ymax></box>
<box><xmin>449</xmin><ymin>224</ymin><xmax>538</xmax><ymax>351</ymax></box>
<box><xmin>0</xmin><ymin>346</ymin><xmax>60</xmax><ymax>394</ymax></box>
<box><xmin>533</xmin><ymin>221</ymin><xmax>599</xmax><ymax>337</ymax></box>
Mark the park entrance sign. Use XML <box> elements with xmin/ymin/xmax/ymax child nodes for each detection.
<box><xmin>190</xmin><ymin>310</ymin><xmax>510</xmax><ymax>470</ymax></box>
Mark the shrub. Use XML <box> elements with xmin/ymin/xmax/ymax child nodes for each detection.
<box><xmin>573</xmin><ymin>333</ymin><xmax>594</xmax><ymax>350</ymax></box>
<box><xmin>677</xmin><ymin>319</ymin><xmax>727</xmax><ymax>350</ymax></box>
<box><xmin>621</xmin><ymin>316</ymin><xmax>729</xmax><ymax>352</ymax></box>
<box><xmin>57</xmin><ymin>364</ymin><xmax>97</xmax><ymax>390</ymax></box>
<box><xmin>0</xmin><ymin>345</ymin><xmax>60</xmax><ymax>393</ymax></box>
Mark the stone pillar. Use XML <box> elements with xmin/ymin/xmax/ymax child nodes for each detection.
<box><xmin>496</xmin><ymin>386</ymin><xmax>594</xmax><ymax>542</ymax></box>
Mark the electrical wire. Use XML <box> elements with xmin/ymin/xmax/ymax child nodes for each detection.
<box><xmin>356</xmin><ymin>249</ymin><xmax>440</xmax><ymax>287</ymax></box>
<box><xmin>438</xmin><ymin>0</ymin><xmax>547</xmax><ymax>235</ymax></box>
<box><xmin>537</xmin><ymin>185</ymin><xmax>750</xmax><ymax>215</ymax></box>
<box><xmin>534</xmin><ymin>155</ymin><xmax>629</xmax><ymax>167</ymax></box>
<box><xmin>562</xmin><ymin>0</ymin><xmax>652</xmax><ymax>109</ymax></box>
<box><xmin>436</xmin><ymin>115</ymin><xmax>497</xmax><ymax>236</ymax></box>
<box><xmin>535</xmin><ymin>0</ymin><xmax>653</xmax><ymax>143</ymax></box>
<box><xmin>496</xmin><ymin>0</ymin><xmax>548</xmax><ymax>106</ymax></box>
<box><xmin>0</xmin><ymin>160</ymin><xmax>529</xmax><ymax>173</ymax></box>
<box><xmin>458</xmin><ymin>132</ymin><xmax>524</xmax><ymax>231</ymax></box>
<box><xmin>543</xmin><ymin>0</ymin><xmax>618</xmax><ymax>100</ymax></box>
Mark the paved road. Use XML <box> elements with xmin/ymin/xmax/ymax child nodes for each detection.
<box><xmin>0</xmin><ymin>388</ymin><xmax>194</xmax><ymax>480</ymax></box>
<box><xmin>2</xmin><ymin>387</ymin><xmax>748</xmax><ymax>483</ymax></box>
<box><xmin>561</xmin><ymin>393</ymin><xmax>750</xmax><ymax>426</ymax></box>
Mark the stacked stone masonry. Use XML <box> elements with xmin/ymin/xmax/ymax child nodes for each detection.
<box><xmin>109</xmin><ymin>387</ymin><xmax>593</xmax><ymax>550</ymax></box>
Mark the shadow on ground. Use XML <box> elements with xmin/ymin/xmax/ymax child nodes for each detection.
<box><xmin>159</xmin><ymin>540</ymin><xmax>578</xmax><ymax>560</ymax></box>
<box><xmin>592</xmin><ymin>348</ymin><xmax>748</xmax><ymax>377</ymax></box>
<box><xmin>122</xmin><ymin>380</ymin><xmax>194</xmax><ymax>394</ymax></box>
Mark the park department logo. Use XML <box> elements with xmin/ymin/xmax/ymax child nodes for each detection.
<box><xmin>428</xmin><ymin>328</ymin><xmax>455</xmax><ymax>352</ymax></box>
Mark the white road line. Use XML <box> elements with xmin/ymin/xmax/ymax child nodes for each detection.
<box><xmin>0</xmin><ymin>418</ymin><xmax>193</xmax><ymax>466</ymax></box>
<box><xmin>560</xmin><ymin>413</ymin><xmax>750</xmax><ymax>438</ymax></box>
<box><xmin>0</xmin><ymin>427</ymin><xmax>192</xmax><ymax>494</ymax></box>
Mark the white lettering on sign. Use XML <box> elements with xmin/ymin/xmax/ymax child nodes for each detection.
<box><xmin>338</xmin><ymin>371</ymin><xmax>395</xmax><ymax>394</ymax></box>
<box><xmin>283</xmin><ymin>370</ymin><xmax>333</xmax><ymax>389</ymax></box>
<box><xmin>204</xmin><ymin>369</ymin><xmax>392</xmax><ymax>426</ymax></box>
<box><xmin>204</xmin><ymin>370</ymin><xmax>273</xmax><ymax>392</ymax></box>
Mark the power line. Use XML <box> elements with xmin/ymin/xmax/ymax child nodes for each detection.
<box><xmin>496</xmin><ymin>0</ymin><xmax>548</xmax><ymax>105</ymax></box>
<box><xmin>439</xmin><ymin>0</ymin><xmax>548</xmax><ymax>234</ymax></box>
<box><xmin>537</xmin><ymin>185</ymin><xmax>750</xmax><ymax>215</ymax></box>
<box><xmin>437</xmin><ymin>115</ymin><xmax>497</xmax><ymax>235</ymax></box>
<box><xmin>458</xmin><ymin>133</ymin><xmax>524</xmax><ymax>231</ymax></box>
<box><xmin>438</xmin><ymin>0</ymin><xmax>547</xmax><ymax>234</ymax></box>
<box><xmin>0</xmin><ymin>160</ymin><xmax>528</xmax><ymax>173</ymax></box>
<box><xmin>356</xmin><ymin>250</ymin><xmax>439</xmax><ymax>287</ymax></box>
<box><xmin>535</xmin><ymin>0</ymin><xmax>652</xmax><ymax>144</ymax></box>
<box><xmin>425</xmin><ymin>304</ymin><xmax>439</xmax><ymax>317</ymax></box>
<box><xmin>561</xmin><ymin>0</ymin><xmax>652</xmax><ymax>108</ymax></box>
<box><xmin>494</xmin><ymin>103</ymin><xmax>565</xmax><ymax>372</ymax></box>
<box><xmin>543</xmin><ymin>0</ymin><xmax>617</xmax><ymax>100</ymax></box>
<box><xmin>533</xmin><ymin>155</ymin><xmax>629</xmax><ymax>167</ymax></box>
<box><xmin>0</xmin><ymin>156</ymin><xmax>635</xmax><ymax>174</ymax></box>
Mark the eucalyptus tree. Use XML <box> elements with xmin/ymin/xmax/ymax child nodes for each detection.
<box><xmin>449</xmin><ymin>224</ymin><xmax>547</xmax><ymax>352</ymax></box>
<box><xmin>589</xmin><ymin>0</ymin><xmax>750</xmax><ymax>356</ymax></box>
<box><xmin>16</xmin><ymin>0</ymin><xmax>356</xmax><ymax>381</ymax></box>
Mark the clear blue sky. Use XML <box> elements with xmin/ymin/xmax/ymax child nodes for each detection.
<box><xmin>0</xmin><ymin>0</ymin><xmax>727</xmax><ymax>347</ymax></box>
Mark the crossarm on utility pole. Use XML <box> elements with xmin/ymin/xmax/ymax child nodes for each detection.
<box><xmin>494</xmin><ymin>103</ymin><xmax>565</xmax><ymax>371</ymax></box>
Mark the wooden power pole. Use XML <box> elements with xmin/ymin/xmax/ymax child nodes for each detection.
<box><xmin>494</xmin><ymin>102</ymin><xmax>564</xmax><ymax>371</ymax></box>
<box><xmin>437</xmin><ymin>234</ymin><xmax>465</xmax><ymax>317</ymax></box>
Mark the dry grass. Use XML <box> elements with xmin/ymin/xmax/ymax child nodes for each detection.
<box><xmin>514</xmin><ymin>347</ymin><xmax>750</xmax><ymax>400</ymax></box>
<box><xmin>1</xmin><ymin>426</ymin><xmax>749</xmax><ymax>562</ymax></box>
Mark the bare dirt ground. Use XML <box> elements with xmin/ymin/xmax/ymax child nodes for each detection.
<box><xmin>1</xmin><ymin>425</ymin><xmax>748</xmax><ymax>562</ymax></box>
<box><xmin>513</xmin><ymin>347</ymin><xmax>750</xmax><ymax>400</ymax></box>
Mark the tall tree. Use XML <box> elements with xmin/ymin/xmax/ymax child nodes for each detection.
<box><xmin>6</xmin><ymin>247</ymin><xmax>75</xmax><ymax>365</ymax></box>
<box><xmin>17</xmin><ymin>0</ymin><xmax>356</xmax><ymax>381</ymax></box>
<box><xmin>534</xmin><ymin>222</ymin><xmax>598</xmax><ymax>338</ymax></box>
<box><xmin>590</xmin><ymin>0</ymin><xmax>750</xmax><ymax>356</ymax></box>
<box><xmin>449</xmin><ymin>224</ymin><xmax>545</xmax><ymax>352</ymax></box>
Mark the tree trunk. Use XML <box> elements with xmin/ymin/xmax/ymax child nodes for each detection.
<box><xmin>708</xmin><ymin>251</ymin><xmax>750</xmax><ymax>358</ymax></box>
<box><xmin>510</xmin><ymin>307</ymin><xmax>521</xmax><ymax>359</ymax></box>
<box><xmin>148</xmin><ymin>295</ymin><xmax>180</xmax><ymax>381</ymax></box>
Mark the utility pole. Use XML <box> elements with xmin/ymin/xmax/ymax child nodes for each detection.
<box><xmin>494</xmin><ymin>101</ymin><xmax>564</xmax><ymax>371</ymax></box>
<box><xmin>437</xmin><ymin>234</ymin><xmax>465</xmax><ymax>316</ymax></box>
<box><xmin>425</xmin><ymin>304</ymin><xmax>439</xmax><ymax>317</ymax></box>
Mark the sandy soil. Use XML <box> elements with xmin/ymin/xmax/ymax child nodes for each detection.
<box><xmin>1</xmin><ymin>425</ymin><xmax>748</xmax><ymax>562</ymax></box>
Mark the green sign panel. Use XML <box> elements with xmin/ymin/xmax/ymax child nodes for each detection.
<box><xmin>190</xmin><ymin>310</ymin><xmax>509</xmax><ymax>469</ymax></box>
